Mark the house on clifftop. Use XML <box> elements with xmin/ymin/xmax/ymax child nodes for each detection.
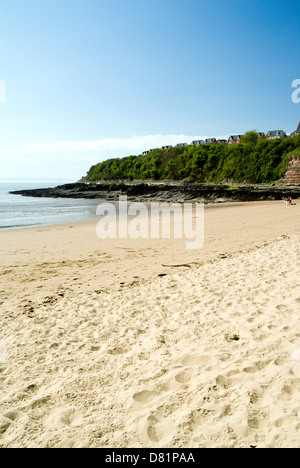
<box><xmin>266</xmin><ymin>130</ymin><xmax>286</xmax><ymax>139</ymax></box>
<box><xmin>228</xmin><ymin>135</ymin><xmax>243</xmax><ymax>145</ymax></box>
<box><xmin>203</xmin><ymin>138</ymin><xmax>216</xmax><ymax>144</ymax></box>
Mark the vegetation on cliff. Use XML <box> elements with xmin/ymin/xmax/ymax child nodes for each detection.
<box><xmin>86</xmin><ymin>132</ymin><xmax>300</xmax><ymax>184</ymax></box>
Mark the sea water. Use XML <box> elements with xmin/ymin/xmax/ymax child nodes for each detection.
<box><xmin>0</xmin><ymin>181</ymin><xmax>102</xmax><ymax>230</ymax></box>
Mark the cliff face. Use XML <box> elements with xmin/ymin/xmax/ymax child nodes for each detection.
<box><xmin>285</xmin><ymin>156</ymin><xmax>300</xmax><ymax>185</ymax></box>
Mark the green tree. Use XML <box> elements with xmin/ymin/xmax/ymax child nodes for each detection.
<box><xmin>86</xmin><ymin>134</ymin><xmax>300</xmax><ymax>184</ymax></box>
<box><xmin>242</xmin><ymin>131</ymin><xmax>259</xmax><ymax>146</ymax></box>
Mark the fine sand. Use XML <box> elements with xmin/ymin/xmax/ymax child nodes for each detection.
<box><xmin>0</xmin><ymin>200</ymin><xmax>299</xmax><ymax>448</ymax></box>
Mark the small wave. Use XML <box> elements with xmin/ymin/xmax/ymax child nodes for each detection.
<box><xmin>0</xmin><ymin>223</ymin><xmax>40</xmax><ymax>230</ymax></box>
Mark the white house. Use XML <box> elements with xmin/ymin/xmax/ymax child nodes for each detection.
<box><xmin>203</xmin><ymin>138</ymin><xmax>216</xmax><ymax>144</ymax></box>
<box><xmin>266</xmin><ymin>130</ymin><xmax>286</xmax><ymax>139</ymax></box>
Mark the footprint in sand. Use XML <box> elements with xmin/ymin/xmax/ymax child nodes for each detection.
<box><xmin>181</xmin><ymin>353</ymin><xmax>217</xmax><ymax>368</ymax></box>
<box><xmin>0</xmin><ymin>411</ymin><xmax>29</xmax><ymax>444</ymax></box>
<box><xmin>26</xmin><ymin>395</ymin><xmax>51</xmax><ymax>410</ymax></box>
<box><xmin>248</xmin><ymin>412</ymin><xmax>268</xmax><ymax>431</ymax></box>
<box><xmin>132</xmin><ymin>390</ymin><xmax>160</xmax><ymax>405</ymax></box>
<box><xmin>157</xmin><ymin>368</ymin><xmax>193</xmax><ymax>392</ymax></box>
<box><xmin>175</xmin><ymin>369</ymin><xmax>193</xmax><ymax>384</ymax></box>
<box><xmin>45</xmin><ymin>407</ymin><xmax>83</xmax><ymax>429</ymax></box>
<box><xmin>138</xmin><ymin>412</ymin><xmax>175</xmax><ymax>446</ymax></box>
<box><xmin>277</xmin><ymin>384</ymin><xmax>296</xmax><ymax>402</ymax></box>
<box><xmin>108</xmin><ymin>346</ymin><xmax>128</xmax><ymax>355</ymax></box>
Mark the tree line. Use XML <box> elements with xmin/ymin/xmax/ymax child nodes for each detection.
<box><xmin>86</xmin><ymin>132</ymin><xmax>300</xmax><ymax>184</ymax></box>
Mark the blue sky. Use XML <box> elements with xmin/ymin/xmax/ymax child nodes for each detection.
<box><xmin>0</xmin><ymin>0</ymin><xmax>299</xmax><ymax>180</ymax></box>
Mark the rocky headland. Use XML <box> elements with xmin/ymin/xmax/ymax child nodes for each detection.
<box><xmin>10</xmin><ymin>181</ymin><xmax>300</xmax><ymax>204</ymax></box>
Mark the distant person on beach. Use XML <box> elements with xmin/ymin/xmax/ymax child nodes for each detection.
<box><xmin>285</xmin><ymin>197</ymin><xmax>296</xmax><ymax>206</ymax></box>
<box><xmin>285</xmin><ymin>197</ymin><xmax>291</xmax><ymax>206</ymax></box>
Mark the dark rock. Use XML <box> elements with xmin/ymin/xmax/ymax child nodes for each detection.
<box><xmin>10</xmin><ymin>181</ymin><xmax>300</xmax><ymax>204</ymax></box>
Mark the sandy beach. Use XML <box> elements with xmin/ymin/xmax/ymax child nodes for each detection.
<box><xmin>0</xmin><ymin>200</ymin><xmax>299</xmax><ymax>448</ymax></box>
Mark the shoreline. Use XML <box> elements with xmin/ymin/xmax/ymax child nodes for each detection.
<box><xmin>0</xmin><ymin>198</ymin><xmax>298</xmax><ymax>233</ymax></box>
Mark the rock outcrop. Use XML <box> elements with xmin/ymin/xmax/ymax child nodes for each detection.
<box><xmin>10</xmin><ymin>182</ymin><xmax>300</xmax><ymax>204</ymax></box>
<box><xmin>285</xmin><ymin>156</ymin><xmax>300</xmax><ymax>185</ymax></box>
